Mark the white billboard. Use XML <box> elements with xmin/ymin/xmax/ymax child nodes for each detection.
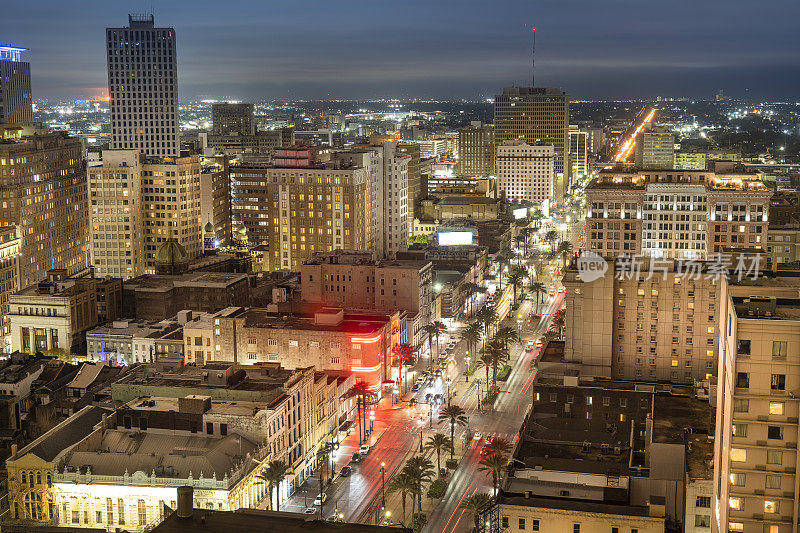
<box><xmin>438</xmin><ymin>231</ymin><xmax>473</xmax><ymax>246</ymax></box>
<box><xmin>513</xmin><ymin>207</ymin><xmax>528</xmax><ymax>219</ymax></box>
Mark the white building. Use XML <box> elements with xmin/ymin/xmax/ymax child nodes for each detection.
<box><xmin>641</xmin><ymin>184</ymin><xmax>708</xmax><ymax>260</ymax></box>
<box><xmin>106</xmin><ymin>14</ymin><xmax>179</xmax><ymax>157</ymax></box>
<box><xmin>365</xmin><ymin>142</ymin><xmax>410</xmax><ymax>258</ymax></box>
<box><xmin>495</xmin><ymin>140</ymin><xmax>554</xmax><ymax>204</ymax></box>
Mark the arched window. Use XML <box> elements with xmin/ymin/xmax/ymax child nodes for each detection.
<box><xmin>36</xmin><ymin>472</ymin><xmax>41</xmax><ymax>485</ymax></box>
<box><xmin>20</xmin><ymin>472</ymin><xmax>26</xmax><ymax>484</ymax></box>
<box><xmin>24</xmin><ymin>491</ymin><xmax>42</xmax><ymax>520</ymax></box>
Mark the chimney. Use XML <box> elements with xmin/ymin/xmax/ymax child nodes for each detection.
<box><xmin>524</xmin><ymin>491</ymin><xmax>531</xmax><ymax>499</ymax></box>
<box><xmin>177</xmin><ymin>486</ymin><xmax>193</xmax><ymax>519</ymax></box>
<box><xmin>101</xmin><ymin>413</ymin><xmax>108</xmax><ymax>431</ymax></box>
<box><xmin>11</xmin><ymin>443</ymin><xmax>17</xmax><ymax>459</ymax></box>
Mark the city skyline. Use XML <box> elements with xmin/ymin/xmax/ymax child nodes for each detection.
<box><xmin>4</xmin><ymin>0</ymin><xmax>800</xmax><ymax>102</ymax></box>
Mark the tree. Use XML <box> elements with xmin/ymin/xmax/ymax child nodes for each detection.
<box><xmin>403</xmin><ymin>455</ymin><xmax>435</xmax><ymax>511</ymax></box>
<box><xmin>479</xmin><ymin>451</ymin><xmax>508</xmax><ymax>496</ymax></box>
<box><xmin>476</xmin><ymin>307</ymin><xmax>498</xmax><ymax>355</ymax></box>
<box><xmin>530</xmin><ymin>209</ymin><xmax>544</xmax><ymax>229</ymax></box>
<box><xmin>460</xmin><ymin>493</ymin><xmax>495</xmax><ymax>530</ymax></box>
<box><xmin>255</xmin><ymin>460</ymin><xmax>289</xmax><ymax>511</ymax></box>
<box><xmin>460</xmin><ymin>282</ymin><xmax>480</xmax><ymax>317</ymax></box>
<box><xmin>461</xmin><ymin>322</ymin><xmax>482</xmax><ymax>371</ymax></box>
<box><xmin>486</xmin><ymin>339</ymin><xmax>507</xmax><ymax>389</ymax></box>
<box><xmin>424</xmin><ymin>321</ymin><xmax>446</xmax><ymax>369</ymax></box>
<box><xmin>482</xmin><ymin>437</ymin><xmax>512</xmax><ymax>457</ymax></box>
<box><xmin>557</xmin><ymin>240</ymin><xmax>572</xmax><ymax>269</ymax></box>
<box><xmin>388</xmin><ymin>471</ymin><xmax>419</xmax><ymax>525</ymax></box>
<box><xmin>514</xmin><ymin>234</ymin><xmax>525</xmax><ymax>255</ymax></box>
<box><xmin>544</xmin><ymin>229</ymin><xmax>559</xmax><ymax>250</ymax></box>
<box><xmin>393</xmin><ymin>343</ymin><xmax>417</xmax><ymax>393</ymax></box>
<box><xmin>346</xmin><ymin>381</ymin><xmax>372</xmax><ymax>446</ymax></box>
<box><xmin>495</xmin><ymin>326</ymin><xmax>518</xmax><ymax>356</ymax></box>
<box><xmin>529</xmin><ymin>281</ymin><xmax>546</xmax><ymax>310</ymax></box>
<box><xmin>438</xmin><ymin>405</ymin><xmax>468</xmax><ymax>459</ymax></box>
<box><xmin>507</xmin><ymin>267</ymin><xmax>525</xmax><ymax>304</ymax></box>
<box><xmin>425</xmin><ymin>433</ymin><xmax>453</xmax><ymax>472</ymax></box>
<box><xmin>552</xmin><ymin>308</ymin><xmax>566</xmax><ymax>339</ymax></box>
<box><xmin>476</xmin><ymin>351</ymin><xmax>493</xmax><ymax>395</ymax></box>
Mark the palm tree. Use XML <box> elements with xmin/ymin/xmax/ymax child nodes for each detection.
<box><xmin>552</xmin><ymin>308</ymin><xmax>566</xmax><ymax>339</ymax></box>
<box><xmin>425</xmin><ymin>433</ymin><xmax>454</xmax><ymax>472</ymax></box>
<box><xmin>482</xmin><ymin>437</ymin><xmax>512</xmax><ymax>457</ymax></box>
<box><xmin>531</xmin><ymin>209</ymin><xmax>544</xmax><ymax>229</ymax></box>
<box><xmin>476</xmin><ymin>351</ymin><xmax>493</xmax><ymax>395</ymax></box>
<box><xmin>431</xmin><ymin>320</ymin><xmax>446</xmax><ymax>358</ymax></box>
<box><xmin>507</xmin><ymin>267</ymin><xmax>524</xmax><ymax>304</ymax></box>
<box><xmin>255</xmin><ymin>460</ymin><xmax>289</xmax><ymax>511</ymax></box>
<box><xmin>346</xmin><ymin>381</ymin><xmax>372</xmax><ymax>446</ymax></box>
<box><xmin>460</xmin><ymin>493</ymin><xmax>495</xmax><ymax>530</ymax></box>
<box><xmin>544</xmin><ymin>229</ymin><xmax>559</xmax><ymax>250</ymax></box>
<box><xmin>514</xmin><ymin>234</ymin><xmax>525</xmax><ymax>255</ymax></box>
<box><xmin>557</xmin><ymin>240</ymin><xmax>571</xmax><ymax>269</ymax></box>
<box><xmin>460</xmin><ymin>282</ymin><xmax>479</xmax><ymax>317</ymax></box>
<box><xmin>476</xmin><ymin>307</ymin><xmax>498</xmax><ymax>355</ymax></box>
<box><xmin>495</xmin><ymin>326</ymin><xmax>518</xmax><ymax>356</ymax></box>
<box><xmin>393</xmin><ymin>343</ymin><xmax>417</xmax><ymax>393</ymax></box>
<box><xmin>403</xmin><ymin>455</ymin><xmax>435</xmax><ymax>511</ymax></box>
<box><xmin>422</xmin><ymin>323</ymin><xmax>438</xmax><ymax>371</ymax></box>
<box><xmin>479</xmin><ymin>452</ymin><xmax>508</xmax><ymax>497</ymax></box>
<box><xmin>529</xmin><ymin>281</ymin><xmax>546</xmax><ymax>310</ymax></box>
<box><xmin>461</xmin><ymin>322</ymin><xmax>482</xmax><ymax>376</ymax></box>
<box><xmin>438</xmin><ymin>404</ymin><xmax>468</xmax><ymax>459</ymax></box>
<box><xmin>388</xmin><ymin>471</ymin><xmax>419</xmax><ymax>525</ymax></box>
<box><xmin>486</xmin><ymin>339</ymin><xmax>507</xmax><ymax>389</ymax></box>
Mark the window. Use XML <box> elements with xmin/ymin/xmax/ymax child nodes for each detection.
<box><xmin>730</xmin><ymin>473</ymin><xmax>745</xmax><ymax>486</ymax></box>
<box><xmin>531</xmin><ymin>520</ymin><xmax>539</xmax><ymax>531</ymax></box>
<box><xmin>768</xmin><ymin>426</ymin><xmax>783</xmax><ymax>440</ymax></box>
<box><xmin>764</xmin><ymin>500</ymin><xmax>778</xmax><ymax>513</ymax></box>
<box><xmin>574</xmin><ymin>524</ymin><xmax>580</xmax><ymax>533</ymax></box>
<box><xmin>106</xmin><ymin>498</ymin><xmax>113</xmax><ymax>525</ymax></box>
<box><xmin>696</xmin><ymin>496</ymin><xmax>712</xmax><ymax>507</ymax></box>
<box><xmin>769</xmin><ymin>402</ymin><xmax>784</xmax><ymax>415</ymax></box>
<box><xmin>729</xmin><ymin>523</ymin><xmax>743</xmax><ymax>532</ymax></box>
<box><xmin>118</xmin><ymin>499</ymin><xmax>125</xmax><ymax>525</ymax></box>
<box><xmin>735</xmin><ymin>372</ymin><xmax>749</xmax><ymax>388</ymax></box>
<box><xmin>695</xmin><ymin>515</ymin><xmax>711</xmax><ymax>528</ymax></box>
<box><xmin>732</xmin><ymin>424</ymin><xmax>747</xmax><ymax>437</ymax></box>
<box><xmin>767</xmin><ymin>450</ymin><xmax>782</xmax><ymax>465</ymax></box>
<box><xmin>733</xmin><ymin>399</ymin><xmax>749</xmax><ymax>412</ymax></box>
<box><xmin>729</xmin><ymin>497</ymin><xmax>742</xmax><ymax>510</ymax></box>
<box><xmin>220</xmin><ymin>424</ymin><xmax>227</xmax><ymax>436</ymax></box>
<box><xmin>247</xmin><ymin>338</ymin><xmax>257</xmax><ymax>345</ymax></box>
<box><xmin>731</xmin><ymin>448</ymin><xmax>747</xmax><ymax>462</ymax></box>
<box><xmin>502</xmin><ymin>517</ymin><xmax>509</xmax><ymax>528</ymax></box>
<box><xmin>766</xmin><ymin>475</ymin><xmax>782</xmax><ymax>489</ymax></box>
<box><xmin>519</xmin><ymin>518</ymin><xmax>526</xmax><ymax>529</ymax></box>
<box><xmin>138</xmin><ymin>499</ymin><xmax>147</xmax><ymax>525</ymax></box>
<box><xmin>772</xmin><ymin>341</ymin><xmax>787</xmax><ymax>360</ymax></box>
<box><xmin>771</xmin><ymin>374</ymin><xmax>786</xmax><ymax>391</ymax></box>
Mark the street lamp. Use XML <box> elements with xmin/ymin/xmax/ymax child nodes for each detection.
<box><xmin>418</xmin><ymin>417</ymin><xmax>424</xmax><ymax>452</ymax></box>
<box><xmin>380</xmin><ymin>461</ymin><xmax>386</xmax><ymax>511</ymax></box>
<box><xmin>465</xmin><ymin>355</ymin><xmax>471</xmax><ymax>382</ymax></box>
<box><xmin>369</xmin><ymin>409</ymin><xmax>375</xmax><ymax>432</ymax></box>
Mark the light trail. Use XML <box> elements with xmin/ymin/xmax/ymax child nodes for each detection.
<box><xmin>613</xmin><ymin>108</ymin><xmax>656</xmax><ymax>162</ymax></box>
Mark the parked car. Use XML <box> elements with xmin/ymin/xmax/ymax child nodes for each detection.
<box><xmin>304</xmin><ymin>508</ymin><xmax>317</xmax><ymax>515</ymax></box>
<box><xmin>411</xmin><ymin>383</ymin><xmax>420</xmax><ymax>392</ymax></box>
<box><xmin>340</xmin><ymin>465</ymin><xmax>352</xmax><ymax>477</ymax></box>
<box><xmin>314</xmin><ymin>493</ymin><xmax>327</xmax><ymax>506</ymax></box>
<box><xmin>351</xmin><ymin>452</ymin><xmax>361</xmax><ymax>463</ymax></box>
<box><xmin>359</xmin><ymin>444</ymin><xmax>370</xmax><ymax>455</ymax></box>
<box><xmin>409</xmin><ymin>398</ymin><xmax>418</xmax><ymax>406</ymax></box>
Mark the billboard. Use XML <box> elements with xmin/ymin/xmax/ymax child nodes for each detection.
<box><xmin>513</xmin><ymin>207</ymin><xmax>528</xmax><ymax>219</ymax></box>
<box><xmin>438</xmin><ymin>231</ymin><xmax>474</xmax><ymax>246</ymax></box>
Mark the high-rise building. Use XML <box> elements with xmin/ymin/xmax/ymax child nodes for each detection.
<box><xmin>585</xmin><ymin>165</ymin><xmax>771</xmax><ymax>260</ymax></box>
<box><xmin>365</xmin><ymin>142</ymin><xmax>410</xmax><ymax>258</ymax></box>
<box><xmin>106</xmin><ymin>14</ymin><xmax>179</xmax><ymax>157</ymax></box>
<box><xmin>568</xmin><ymin>126</ymin><xmax>588</xmax><ymax>181</ymax></box>
<box><xmin>212</xmin><ymin>103</ymin><xmax>254</xmax><ymax>136</ymax></box>
<box><xmin>230</xmin><ymin>146</ymin><xmax>371</xmax><ymax>271</ymax></box>
<box><xmin>199</xmin><ymin>155</ymin><xmax>232</xmax><ymax>247</ymax></box>
<box><xmin>397</xmin><ymin>142</ymin><xmax>422</xmax><ymax>227</ymax></box>
<box><xmin>633</xmin><ymin>125</ymin><xmax>674</xmax><ymax>169</ymax></box>
<box><xmin>457</xmin><ymin>124</ymin><xmax>495</xmax><ymax>177</ymax></box>
<box><xmin>0</xmin><ymin>126</ymin><xmax>89</xmax><ymax>287</ymax></box>
<box><xmin>205</xmin><ymin>127</ymin><xmax>294</xmax><ymax>157</ymax></box>
<box><xmin>495</xmin><ymin>140</ymin><xmax>554</xmax><ymax>204</ymax></box>
<box><xmin>88</xmin><ymin>150</ymin><xmax>201</xmax><ymax>278</ymax></box>
<box><xmin>0</xmin><ymin>43</ymin><xmax>33</xmax><ymax>125</ymax></box>
<box><xmin>715</xmin><ymin>292</ymin><xmax>800</xmax><ymax>533</ymax></box>
<box><xmin>494</xmin><ymin>87</ymin><xmax>569</xmax><ymax>202</ymax></box>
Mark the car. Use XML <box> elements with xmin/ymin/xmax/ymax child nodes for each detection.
<box><xmin>434</xmin><ymin>369</ymin><xmax>442</xmax><ymax>377</ymax></box>
<box><xmin>351</xmin><ymin>452</ymin><xmax>361</xmax><ymax>463</ymax></box>
<box><xmin>558</xmin><ymin>287</ymin><xmax>566</xmax><ymax>293</ymax></box>
<box><xmin>473</xmin><ymin>432</ymin><xmax>482</xmax><ymax>441</ymax></box>
<box><xmin>409</xmin><ymin>398</ymin><xmax>418</xmax><ymax>406</ymax></box>
<box><xmin>314</xmin><ymin>493</ymin><xmax>327</xmax><ymax>506</ymax></box>
<box><xmin>304</xmin><ymin>508</ymin><xmax>317</xmax><ymax>515</ymax></box>
<box><xmin>535</xmin><ymin>340</ymin><xmax>543</xmax><ymax>349</ymax></box>
<box><xmin>359</xmin><ymin>444</ymin><xmax>370</xmax><ymax>455</ymax></box>
<box><xmin>411</xmin><ymin>383</ymin><xmax>420</xmax><ymax>391</ymax></box>
<box><xmin>415</xmin><ymin>376</ymin><xmax>425</xmax><ymax>383</ymax></box>
<box><xmin>340</xmin><ymin>465</ymin><xmax>352</xmax><ymax>477</ymax></box>
<box><xmin>433</xmin><ymin>394</ymin><xmax>443</xmax><ymax>404</ymax></box>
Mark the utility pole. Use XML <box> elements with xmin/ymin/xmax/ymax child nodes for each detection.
<box><xmin>532</xmin><ymin>27</ymin><xmax>536</xmax><ymax>87</ymax></box>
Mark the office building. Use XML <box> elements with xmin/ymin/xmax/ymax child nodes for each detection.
<box><xmin>494</xmin><ymin>87</ymin><xmax>569</xmax><ymax>202</ymax></box>
<box><xmin>457</xmin><ymin>124</ymin><xmax>494</xmax><ymax>177</ymax></box>
<box><xmin>633</xmin><ymin>125</ymin><xmax>674</xmax><ymax>170</ymax></box>
<box><xmin>230</xmin><ymin>146</ymin><xmax>370</xmax><ymax>271</ymax></box>
<box><xmin>674</xmin><ymin>149</ymin><xmax>742</xmax><ymax>170</ymax></box>
<box><xmin>106</xmin><ymin>14</ymin><xmax>179</xmax><ymax>157</ymax></box>
<box><xmin>200</xmin><ymin>155</ymin><xmax>232</xmax><ymax>248</ymax></box>
<box><xmin>205</xmin><ymin>127</ymin><xmax>294</xmax><ymax>157</ymax></box>
<box><xmin>212</xmin><ymin>103</ymin><xmax>254</xmax><ymax>136</ymax></box>
<box><xmin>563</xmin><ymin>258</ymin><xmax>721</xmax><ymax>384</ymax></box>
<box><xmin>585</xmin><ymin>165</ymin><xmax>771</xmax><ymax>260</ymax></box>
<box><xmin>0</xmin><ymin>226</ymin><xmax>20</xmax><ymax>353</ymax></box>
<box><xmin>0</xmin><ymin>127</ymin><xmax>89</xmax><ymax>287</ymax></box>
<box><xmin>715</xmin><ymin>294</ymin><xmax>800</xmax><ymax>533</ymax></box>
<box><xmin>89</xmin><ymin>150</ymin><xmax>202</xmax><ymax>278</ymax></box>
<box><xmin>364</xmin><ymin>142</ymin><xmax>410</xmax><ymax>258</ymax></box>
<box><xmin>495</xmin><ymin>141</ymin><xmax>554</xmax><ymax>204</ymax></box>
<box><xmin>301</xmin><ymin>249</ymin><xmax>433</xmax><ymax>348</ymax></box>
<box><xmin>568</xmin><ymin>126</ymin><xmax>589</xmax><ymax>181</ymax></box>
<box><xmin>397</xmin><ymin>142</ymin><xmax>422</xmax><ymax>225</ymax></box>
<box><xmin>0</xmin><ymin>44</ymin><xmax>33</xmax><ymax>125</ymax></box>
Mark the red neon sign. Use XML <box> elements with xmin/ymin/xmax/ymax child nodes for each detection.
<box><xmin>350</xmin><ymin>333</ymin><xmax>382</xmax><ymax>344</ymax></box>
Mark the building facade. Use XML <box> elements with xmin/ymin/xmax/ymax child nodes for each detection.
<box><xmin>212</xmin><ymin>103</ymin><xmax>254</xmax><ymax>136</ymax></box>
<box><xmin>495</xmin><ymin>141</ymin><xmax>554</xmax><ymax>204</ymax></box>
<box><xmin>457</xmin><ymin>124</ymin><xmax>494</xmax><ymax>177</ymax></box>
<box><xmin>494</xmin><ymin>86</ymin><xmax>569</xmax><ymax>202</ymax></box>
<box><xmin>568</xmin><ymin>126</ymin><xmax>589</xmax><ymax>181</ymax></box>
<box><xmin>106</xmin><ymin>14</ymin><xmax>179</xmax><ymax>157</ymax></box>
<box><xmin>0</xmin><ymin>44</ymin><xmax>33</xmax><ymax>125</ymax></box>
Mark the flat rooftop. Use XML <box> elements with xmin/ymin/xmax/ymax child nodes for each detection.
<box><xmin>124</xmin><ymin>272</ymin><xmax>248</xmax><ymax>293</ymax></box>
<box><xmin>498</xmin><ymin>493</ymin><xmax>655</xmax><ymax>518</ymax></box>
<box><xmin>733</xmin><ymin>296</ymin><xmax>800</xmax><ymax>321</ymax></box>
<box><xmin>124</xmin><ymin>396</ymin><xmax>270</xmax><ymax>418</ymax></box>
<box><xmin>240</xmin><ymin>308</ymin><xmax>390</xmax><ymax>334</ymax></box>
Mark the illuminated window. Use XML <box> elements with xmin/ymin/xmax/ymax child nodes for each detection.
<box><xmin>769</xmin><ymin>402</ymin><xmax>784</xmax><ymax>415</ymax></box>
<box><xmin>728</xmin><ymin>497</ymin><xmax>742</xmax><ymax>510</ymax></box>
<box><xmin>764</xmin><ymin>500</ymin><xmax>777</xmax><ymax>513</ymax></box>
<box><xmin>728</xmin><ymin>523</ymin><xmax>743</xmax><ymax>532</ymax></box>
<box><xmin>730</xmin><ymin>473</ymin><xmax>745</xmax><ymax>486</ymax></box>
<box><xmin>730</xmin><ymin>448</ymin><xmax>746</xmax><ymax>462</ymax></box>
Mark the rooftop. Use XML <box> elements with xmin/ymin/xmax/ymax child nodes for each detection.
<box><xmin>733</xmin><ymin>296</ymin><xmax>800</xmax><ymax>321</ymax></box>
<box><xmin>498</xmin><ymin>492</ymin><xmax>656</xmax><ymax>519</ymax></box>
<box><xmin>14</xmin><ymin>405</ymin><xmax>108</xmax><ymax>463</ymax></box>
<box><xmin>124</xmin><ymin>272</ymin><xmax>248</xmax><ymax>293</ymax></box>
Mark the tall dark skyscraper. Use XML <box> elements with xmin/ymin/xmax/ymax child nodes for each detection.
<box><xmin>106</xmin><ymin>14</ymin><xmax>179</xmax><ymax>157</ymax></box>
<box><xmin>494</xmin><ymin>86</ymin><xmax>570</xmax><ymax>202</ymax></box>
<box><xmin>0</xmin><ymin>43</ymin><xmax>33</xmax><ymax>125</ymax></box>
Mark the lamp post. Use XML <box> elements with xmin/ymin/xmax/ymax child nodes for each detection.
<box><xmin>465</xmin><ymin>355</ymin><xmax>470</xmax><ymax>383</ymax></box>
<box><xmin>380</xmin><ymin>461</ymin><xmax>386</xmax><ymax>511</ymax></box>
<box><xmin>419</xmin><ymin>418</ymin><xmax>424</xmax><ymax>453</ymax></box>
<box><xmin>369</xmin><ymin>409</ymin><xmax>375</xmax><ymax>432</ymax></box>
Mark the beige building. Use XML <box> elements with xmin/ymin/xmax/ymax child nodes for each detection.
<box><xmin>496</xmin><ymin>140</ymin><xmax>554</xmax><ymax>204</ymax></box>
<box><xmin>0</xmin><ymin>225</ymin><xmax>20</xmax><ymax>352</ymax></box>
<box><xmin>715</xmin><ymin>293</ymin><xmax>800</xmax><ymax>533</ymax></box>
<box><xmin>183</xmin><ymin>306</ymin><xmax>400</xmax><ymax>392</ymax></box>
<box><xmin>674</xmin><ymin>149</ymin><xmax>742</xmax><ymax>170</ymax></box>
<box><xmin>9</xmin><ymin>269</ymin><xmax>101</xmax><ymax>355</ymax></box>
<box><xmin>230</xmin><ymin>147</ymin><xmax>371</xmax><ymax>271</ymax></box>
<box><xmin>586</xmin><ymin>165</ymin><xmax>771</xmax><ymax>259</ymax></box>
<box><xmin>634</xmin><ymin>125</ymin><xmax>674</xmax><ymax>170</ymax></box>
<box><xmin>300</xmin><ymin>249</ymin><xmax>432</xmax><ymax>347</ymax></box>
<box><xmin>564</xmin><ymin>258</ymin><xmax>720</xmax><ymax>384</ymax></box>
<box><xmin>0</xmin><ymin>127</ymin><xmax>89</xmax><ymax>287</ymax></box>
<box><xmin>89</xmin><ymin>150</ymin><xmax>202</xmax><ymax>278</ymax></box>
<box><xmin>457</xmin><ymin>123</ymin><xmax>494</xmax><ymax>177</ymax></box>
<box><xmin>416</xmin><ymin>195</ymin><xmax>499</xmax><ymax>223</ymax></box>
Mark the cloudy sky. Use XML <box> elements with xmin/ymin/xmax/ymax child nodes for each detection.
<box><xmin>5</xmin><ymin>0</ymin><xmax>800</xmax><ymax>101</ymax></box>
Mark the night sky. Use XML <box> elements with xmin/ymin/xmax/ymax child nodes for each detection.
<box><xmin>4</xmin><ymin>0</ymin><xmax>800</xmax><ymax>102</ymax></box>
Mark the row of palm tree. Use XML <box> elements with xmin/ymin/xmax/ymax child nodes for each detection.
<box><xmin>254</xmin><ymin>460</ymin><xmax>290</xmax><ymax>511</ymax></box>
<box><xmin>387</xmin><ymin>455</ymin><xmax>435</xmax><ymax>526</ymax></box>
